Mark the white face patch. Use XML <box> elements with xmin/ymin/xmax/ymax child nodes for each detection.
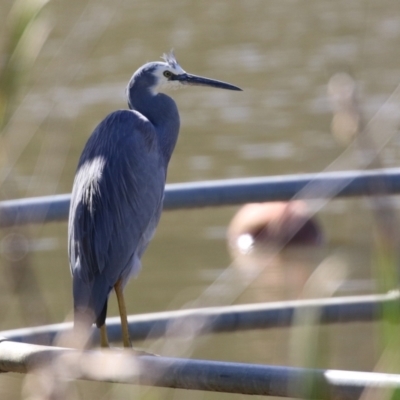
<box><xmin>150</xmin><ymin>63</ymin><xmax>186</xmax><ymax>95</ymax></box>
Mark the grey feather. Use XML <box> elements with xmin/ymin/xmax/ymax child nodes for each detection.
<box><xmin>68</xmin><ymin>109</ymin><xmax>174</xmax><ymax>327</ymax></box>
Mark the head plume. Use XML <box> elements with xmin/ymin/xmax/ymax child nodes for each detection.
<box><xmin>161</xmin><ymin>50</ymin><xmax>179</xmax><ymax>69</ymax></box>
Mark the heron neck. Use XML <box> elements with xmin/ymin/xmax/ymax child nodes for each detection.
<box><xmin>128</xmin><ymin>89</ymin><xmax>180</xmax><ymax>167</ymax></box>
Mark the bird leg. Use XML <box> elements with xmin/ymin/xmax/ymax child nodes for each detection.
<box><xmin>100</xmin><ymin>325</ymin><xmax>109</xmax><ymax>348</ymax></box>
<box><xmin>114</xmin><ymin>278</ymin><xmax>132</xmax><ymax>348</ymax></box>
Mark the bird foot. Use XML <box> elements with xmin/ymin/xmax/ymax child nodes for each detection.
<box><xmin>99</xmin><ymin>346</ymin><xmax>160</xmax><ymax>357</ymax></box>
<box><xmin>99</xmin><ymin>345</ymin><xmax>158</xmax><ymax>356</ymax></box>
<box><xmin>129</xmin><ymin>347</ymin><xmax>159</xmax><ymax>357</ymax></box>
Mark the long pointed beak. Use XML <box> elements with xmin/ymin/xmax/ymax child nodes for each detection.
<box><xmin>172</xmin><ymin>73</ymin><xmax>242</xmax><ymax>91</ymax></box>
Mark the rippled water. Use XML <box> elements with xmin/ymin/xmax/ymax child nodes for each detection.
<box><xmin>1</xmin><ymin>0</ymin><xmax>400</xmax><ymax>398</ymax></box>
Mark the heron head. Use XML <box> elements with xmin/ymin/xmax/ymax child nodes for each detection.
<box><xmin>127</xmin><ymin>51</ymin><xmax>242</xmax><ymax>96</ymax></box>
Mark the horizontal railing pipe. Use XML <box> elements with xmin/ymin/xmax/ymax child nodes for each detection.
<box><xmin>1</xmin><ymin>291</ymin><xmax>398</xmax><ymax>345</ymax></box>
<box><xmin>0</xmin><ymin>168</ymin><xmax>400</xmax><ymax>227</ymax></box>
<box><xmin>0</xmin><ymin>339</ymin><xmax>398</xmax><ymax>398</ymax></box>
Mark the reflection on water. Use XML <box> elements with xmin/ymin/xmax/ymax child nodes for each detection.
<box><xmin>1</xmin><ymin>0</ymin><xmax>400</xmax><ymax>398</ymax></box>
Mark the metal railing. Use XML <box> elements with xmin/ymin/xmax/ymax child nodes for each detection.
<box><xmin>1</xmin><ymin>167</ymin><xmax>400</xmax><ymax>227</ymax></box>
<box><xmin>0</xmin><ymin>338</ymin><xmax>398</xmax><ymax>398</ymax></box>
<box><xmin>1</xmin><ymin>292</ymin><xmax>397</xmax><ymax>344</ymax></box>
<box><xmin>1</xmin><ymin>168</ymin><xmax>400</xmax><ymax>397</ymax></box>
<box><xmin>0</xmin><ymin>292</ymin><xmax>400</xmax><ymax>397</ymax></box>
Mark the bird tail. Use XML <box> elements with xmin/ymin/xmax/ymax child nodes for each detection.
<box><xmin>73</xmin><ymin>273</ymin><xmax>111</xmax><ymax>330</ymax></box>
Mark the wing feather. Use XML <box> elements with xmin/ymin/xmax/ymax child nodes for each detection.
<box><xmin>68</xmin><ymin>109</ymin><xmax>165</xmax><ymax>323</ymax></box>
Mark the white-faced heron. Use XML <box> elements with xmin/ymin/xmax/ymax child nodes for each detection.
<box><xmin>68</xmin><ymin>51</ymin><xmax>241</xmax><ymax>348</ymax></box>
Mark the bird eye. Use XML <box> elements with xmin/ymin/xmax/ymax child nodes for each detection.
<box><xmin>163</xmin><ymin>71</ymin><xmax>173</xmax><ymax>78</ymax></box>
